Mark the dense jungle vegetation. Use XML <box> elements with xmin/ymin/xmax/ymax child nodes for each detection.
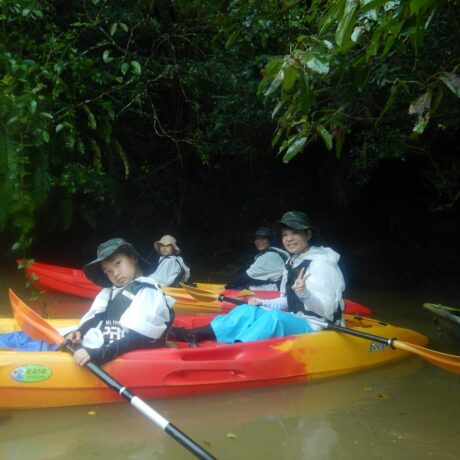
<box><xmin>1</xmin><ymin>0</ymin><xmax>459</xmax><ymax>294</ymax></box>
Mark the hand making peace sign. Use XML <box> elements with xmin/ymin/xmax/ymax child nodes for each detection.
<box><xmin>292</xmin><ymin>267</ymin><xmax>310</xmax><ymax>293</ymax></box>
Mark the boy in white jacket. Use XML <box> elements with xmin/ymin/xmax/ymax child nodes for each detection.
<box><xmin>65</xmin><ymin>238</ymin><xmax>174</xmax><ymax>365</ymax></box>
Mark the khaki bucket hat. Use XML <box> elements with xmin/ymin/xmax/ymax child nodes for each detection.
<box><xmin>154</xmin><ymin>235</ymin><xmax>181</xmax><ymax>254</ymax></box>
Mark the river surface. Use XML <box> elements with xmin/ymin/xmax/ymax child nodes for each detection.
<box><xmin>0</xmin><ymin>269</ymin><xmax>459</xmax><ymax>460</ymax></box>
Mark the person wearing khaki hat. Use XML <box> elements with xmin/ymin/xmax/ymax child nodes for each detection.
<box><xmin>226</xmin><ymin>226</ymin><xmax>289</xmax><ymax>291</ymax></box>
<box><xmin>64</xmin><ymin>238</ymin><xmax>175</xmax><ymax>365</ymax></box>
<box><xmin>151</xmin><ymin>235</ymin><xmax>190</xmax><ymax>287</ymax></box>
<box><xmin>170</xmin><ymin>211</ymin><xmax>345</xmax><ymax>344</ymax></box>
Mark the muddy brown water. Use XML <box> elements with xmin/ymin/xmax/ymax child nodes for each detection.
<box><xmin>0</xmin><ymin>270</ymin><xmax>459</xmax><ymax>460</ymax></box>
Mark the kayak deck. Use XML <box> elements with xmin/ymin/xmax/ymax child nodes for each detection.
<box><xmin>0</xmin><ymin>314</ymin><xmax>427</xmax><ymax>409</ymax></box>
<box><xmin>20</xmin><ymin>260</ymin><xmax>373</xmax><ymax>316</ymax></box>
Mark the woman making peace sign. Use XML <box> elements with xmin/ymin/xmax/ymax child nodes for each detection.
<box><xmin>170</xmin><ymin>211</ymin><xmax>345</xmax><ymax>343</ymax></box>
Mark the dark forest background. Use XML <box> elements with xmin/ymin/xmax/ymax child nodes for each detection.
<box><xmin>1</xmin><ymin>1</ymin><xmax>459</xmax><ymax>298</ymax></box>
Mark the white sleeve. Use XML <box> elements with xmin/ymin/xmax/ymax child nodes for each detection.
<box><xmin>296</xmin><ymin>259</ymin><xmax>345</xmax><ymax>321</ymax></box>
<box><xmin>259</xmin><ymin>296</ymin><xmax>288</xmax><ymax>310</ymax></box>
<box><xmin>150</xmin><ymin>257</ymin><xmax>181</xmax><ymax>287</ymax></box>
<box><xmin>120</xmin><ymin>286</ymin><xmax>172</xmax><ymax>339</ymax></box>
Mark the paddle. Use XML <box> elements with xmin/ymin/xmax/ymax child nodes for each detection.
<box><xmin>8</xmin><ymin>289</ymin><xmax>216</xmax><ymax>460</ymax></box>
<box><xmin>182</xmin><ymin>285</ymin><xmax>460</xmax><ymax>375</ymax></box>
<box><xmin>180</xmin><ymin>283</ymin><xmax>246</xmax><ymax>306</ymax></box>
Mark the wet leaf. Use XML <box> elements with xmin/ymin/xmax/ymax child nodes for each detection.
<box><xmin>439</xmin><ymin>72</ymin><xmax>460</xmax><ymax>98</ymax></box>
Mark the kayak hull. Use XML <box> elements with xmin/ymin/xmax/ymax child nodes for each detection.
<box><xmin>20</xmin><ymin>260</ymin><xmax>372</xmax><ymax>316</ymax></box>
<box><xmin>0</xmin><ymin>314</ymin><xmax>427</xmax><ymax>409</ymax></box>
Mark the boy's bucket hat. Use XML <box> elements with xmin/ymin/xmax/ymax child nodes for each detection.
<box><xmin>84</xmin><ymin>238</ymin><xmax>151</xmax><ymax>287</ymax></box>
<box><xmin>154</xmin><ymin>235</ymin><xmax>181</xmax><ymax>254</ymax></box>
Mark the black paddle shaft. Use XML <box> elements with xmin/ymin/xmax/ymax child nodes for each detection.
<box><xmin>218</xmin><ymin>292</ymin><xmax>395</xmax><ymax>348</ymax></box>
<box><xmin>64</xmin><ymin>343</ymin><xmax>217</xmax><ymax>460</ymax></box>
<box><xmin>217</xmin><ymin>294</ymin><xmax>245</xmax><ymax>305</ymax></box>
<box><xmin>323</xmin><ymin>322</ymin><xmax>395</xmax><ymax>348</ymax></box>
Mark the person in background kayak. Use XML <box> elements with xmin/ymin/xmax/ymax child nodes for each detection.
<box><xmin>150</xmin><ymin>235</ymin><xmax>190</xmax><ymax>288</ymax></box>
<box><xmin>225</xmin><ymin>226</ymin><xmax>289</xmax><ymax>291</ymax></box>
<box><xmin>169</xmin><ymin>211</ymin><xmax>345</xmax><ymax>344</ymax></box>
<box><xmin>65</xmin><ymin>238</ymin><xmax>175</xmax><ymax>365</ymax></box>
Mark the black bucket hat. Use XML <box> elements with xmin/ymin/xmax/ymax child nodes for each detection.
<box><xmin>83</xmin><ymin>238</ymin><xmax>152</xmax><ymax>287</ymax></box>
<box><xmin>255</xmin><ymin>226</ymin><xmax>274</xmax><ymax>240</ymax></box>
<box><xmin>275</xmin><ymin>211</ymin><xmax>318</xmax><ymax>234</ymax></box>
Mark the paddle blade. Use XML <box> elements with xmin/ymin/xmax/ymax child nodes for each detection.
<box><xmin>8</xmin><ymin>289</ymin><xmax>64</xmax><ymax>346</ymax></box>
<box><xmin>180</xmin><ymin>283</ymin><xmax>220</xmax><ymax>303</ymax></box>
<box><xmin>394</xmin><ymin>340</ymin><xmax>460</xmax><ymax>375</ymax></box>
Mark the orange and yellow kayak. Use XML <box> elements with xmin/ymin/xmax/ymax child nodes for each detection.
<box><xmin>0</xmin><ymin>313</ymin><xmax>427</xmax><ymax>409</ymax></box>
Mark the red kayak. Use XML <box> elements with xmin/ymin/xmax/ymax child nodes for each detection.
<box><xmin>19</xmin><ymin>260</ymin><xmax>372</xmax><ymax>316</ymax></box>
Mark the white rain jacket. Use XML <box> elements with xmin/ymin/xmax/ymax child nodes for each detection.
<box><xmin>79</xmin><ymin>276</ymin><xmax>175</xmax><ymax>347</ymax></box>
<box><xmin>150</xmin><ymin>255</ymin><xmax>190</xmax><ymax>287</ymax></box>
<box><xmin>259</xmin><ymin>246</ymin><xmax>345</xmax><ymax>329</ymax></box>
<box><xmin>246</xmin><ymin>247</ymin><xmax>289</xmax><ymax>291</ymax></box>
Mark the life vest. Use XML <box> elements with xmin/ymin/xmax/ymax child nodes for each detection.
<box><xmin>102</xmin><ymin>281</ymin><xmax>174</xmax><ymax>343</ymax></box>
<box><xmin>285</xmin><ymin>260</ymin><xmax>342</xmax><ymax>324</ymax></box>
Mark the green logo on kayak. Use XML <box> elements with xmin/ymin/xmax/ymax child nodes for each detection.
<box><xmin>10</xmin><ymin>365</ymin><xmax>52</xmax><ymax>383</ymax></box>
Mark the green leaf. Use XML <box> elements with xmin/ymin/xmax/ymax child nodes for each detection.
<box><xmin>55</xmin><ymin>124</ymin><xmax>64</xmax><ymax>133</ymax></box>
<box><xmin>282</xmin><ymin>65</ymin><xmax>297</xmax><ymax>91</ymax></box>
<box><xmin>317</xmin><ymin>125</ymin><xmax>333</xmax><ymax>150</ymax></box>
<box><xmin>272</xmin><ymin>129</ymin><xmax>283</xmax><ymax>147</ymax></box>
<box><xmin>304</xmin><ymin>54</ymin><xmax>329</xmax><ymax>75</ymax></box>
<box><xmin>131</xmin><ymin>61</ymin><xmax>142</xmax><ymax>75</ymax></box>
<box><xmin>121</xmin><ymin>62</ymin><xmax>130</xmax><ymax>75</ymax></box>
<box><xmin>225</xmin><ymin>30</ymin><xmax>240</xmax><ymax>49</ymax></box>
<box><xmin>119</xmin><ymin>23</ymin><xmax>128</xmax><ymax>32</ymax></box>
<box><xmin>413</xmin><ymin>118</ymin><xmax>427</xmax><ymax>134</ymax></box>
<box><xmin>360</xmin><ymin>0</ymin><xmax>390</xmax><ymax>14</ymax></box>
<box><xmin>409</xmin><ymin>91</ymin><xmax>431</xmax><ymax>116</ymax></box>
<box><xmin>282</xmin><ymin>136</ymin><xmax>308</xmax><ymax>163</ymax></box>
<box><xmin>263</xmin><ymin>58</ymin><xmax>283</xmax><ymax>79</ymax></box>
<box><xmin>299</xmin><ymin>75</ymin><xmax>314</xmax><ymax>113</ymax></box>
<box><xmin>439</xmin><ymin>72</ymin><xmax>460</xmax><ymax>98</ymax></box>
<box><xmin>103</xmin><ymin>49</ymin><xmax>113</xmax><ymax>63</ymax></box>
<box><xmin>110</xmin><ymin>23</ymin><xmax>118</xmax><ymax>36</ymax></box>
<box><xmin>336</xmin><ymin>0</ymin><xmax>358</xmax><ymax>48</ymax></box>
<box><xmin>41</xmin><ymin>131</ymin><xmax>50</xmax><ymax>143</ymax></box>
<box><xmin>410</xmin><ymin>0</ymin><xmax>433</xmax><ymax>15</ymax></box>
<box><xmin>83</xmin><ymin>105</ymin><xmax>97</xmax><ymax>129</ymax></box>
<box><xmin>271</xmin><ymin>101</ymin><xmax>285</xmax><ymax>119</ymax></box>
<box><xmin>264</xmin><ymin>69</ymin><xmax>284</xmax><ymax>96</ymax></box>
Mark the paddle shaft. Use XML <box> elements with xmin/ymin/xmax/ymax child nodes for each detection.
<box><xmin>64</xmin><ymin>343</ymin><xmax>216</xmax><ymax>460</ymax></box>
<box><xmin>306</xmin><ymin>319</ymin><xmax>395</xmax><ymax>347</ymax></box>
<box><xmin>217</xmin><ymin>294</ymin><xmax>245</xmax><ymax>305</ymax></box>
<box><xmin>215</xmin><ymin>293</ymin><xmax>396</xmax><ymax>347</ymax></box>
